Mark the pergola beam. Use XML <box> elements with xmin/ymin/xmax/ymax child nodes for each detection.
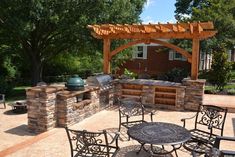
<box><xmin>90</xmin><ymin>31</ymin><xmax>216</xmax><ymax>40</ymax></box>
<box><xmin>88</xmin><ymin>21</ymin><xmax>217</xmax><ymax>79</ymax></box>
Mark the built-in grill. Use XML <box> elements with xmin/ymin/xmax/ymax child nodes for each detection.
<box><xmin>86</xmin><ymin>74</ymin><xmax>113</xmax><ymax>91</ymax></box>
<box><xmin>86</xmin><ymin>74</ymin><xmax>113</xmax><ymax>105</ymax></box>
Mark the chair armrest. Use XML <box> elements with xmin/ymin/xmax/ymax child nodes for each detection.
<box><xmin>181</xmin><ymin>113</ymin><xmax>197</xmax><ymax>128</ymax></box>
<box><xmin>108</xmin><ymin>132</ymin><xmax>120</xmax><ymax>145</ymax></box>
<box><xmin>216</xmin><ymin>136</ymin><xmax>235</xmax><ymax>142</ymax></box>
<box><xmin>221</xmin><ymin>150</ymin><xmax>235</xmax><ymax>156</ymax></box>
<box><xmin>214</xmin><ymin>136</ymin><xmax>235</xmax><ymax>149</ymax></box>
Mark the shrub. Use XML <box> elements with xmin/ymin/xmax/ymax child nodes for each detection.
<box><xmin>0</xmin><ymin>77</ymin><xmax>14</xmax><ymax>95</ymax></box>
<box><xmin>232</xmin><ymin>62</ymin><xmax>235</xmax><ymax>70</ymax></box>
<box><xmin>208</xmin><ymin>45</ymin><xmax>232</xmax><ymax>91</ymax></box>
<box><xmin>227</xmin><ymin>88</ymin><xmax>235</xmax><ymax>95</ymax></box>
<box><xmin>123</xmin><ymin>68</ymin><xmax>137</xmax><ymax>79</ymax></box>
<box><xmin>164</xmin><ymin>68</ymin><xmax>189</xmax><ymax>83</ymax></box>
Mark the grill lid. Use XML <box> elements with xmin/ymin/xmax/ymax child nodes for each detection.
<box><xmin>65</xmin><ymin>75</ymin><xmax>85</xmax><ymax>91</ymax></box>
<box><xmin>86</xmin><ymin>74</ymin><xmax>112</xmax><ymax>87</ymax></box>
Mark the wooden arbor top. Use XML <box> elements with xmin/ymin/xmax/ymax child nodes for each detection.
<box><xmin>88</xmin><ymin>22</ymin><xmax>216</xmax><ymax>39</ymax></box>
<box><xmin>87</xmin><ymin>22</ymin><xmax>217</xmax><ymax>80</ymax></box>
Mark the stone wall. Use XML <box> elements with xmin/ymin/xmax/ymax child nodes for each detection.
<box><xmin>115</xmin><ymin>79</ymin><xmax>186</xmax><ymax>110</ymax></box>
<box><xmin>57</xmin><ymin>90</ymin><xmax>100</xmax><ymax>127</ymax></box>
<box><xmin>26</xmin><ymin>79</ymin><xmax>205</xmax><ymax>133</ymax></box>
<box><xmin>182</xmin><ymin>78</ymin><xmax>206</xmax><ymax>111</ymax></box>
<box><xmin>26</xmin><ymin>86</ymin><xmax>64</xmax><ymax>133</ymax></box>
<box><xmin>26</xmin><ymin>86</ymin><xmax>109</xmax><ymax>133</ymax></box>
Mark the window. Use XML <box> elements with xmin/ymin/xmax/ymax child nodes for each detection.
<box><xmin>169</xmin><ymin>50</ymin><xmax>186</xmax><ymax>61</ymax></box>
<box><xmin>133</xmin><ymin>46</ymin><xmax>147</xmax><ymax>59</ymax></box>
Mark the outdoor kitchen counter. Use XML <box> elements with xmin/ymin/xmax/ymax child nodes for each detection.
<box><xmin>57</xmin><ymin>86</ymin><xmax>99</xmax><ymax>99</ymax></box>
<box><xmin>115</xmin><ymin>79</ymin><xmax>186</xmax><ymax>110</ymax></box>
<box><xmin>117</xmin><ymin>79</ymin><xmax>185</xmax><ymax>88</ymax></box>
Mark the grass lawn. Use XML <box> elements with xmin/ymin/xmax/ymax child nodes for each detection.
<box><xmin>205</xmin><ymin>83</ymin><xmax>235</xmax><ymax>90</ymax></box>
<box><xmin>6</xmin><ymin>86</ymin><xmax>29</xmax><ymax>102</ymax></box>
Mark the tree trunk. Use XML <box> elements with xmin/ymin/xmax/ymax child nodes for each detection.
<box><xmin>31</xmin><ymin>57</ymin><xmax>43</xmax><ymax>86</ymax></box>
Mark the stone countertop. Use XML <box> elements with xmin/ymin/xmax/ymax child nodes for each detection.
<box><xmin>117</xmin><ymin>79</ymin><xmax>184</xmax><ymax>88</ymax></box>
<box><xmin>57</xmin><ymin>86</ymin><xmax>99</xmax><ymax>99</ymax></box>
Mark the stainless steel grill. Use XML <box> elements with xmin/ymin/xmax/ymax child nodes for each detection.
<box><xmin>86</xmin><ymin>74</ymin><xmax>113</xmax><ymax>91</ymax></box>
<box><xmin>86</xmin><ymin>74</ymin><xmax>113</xmax><ymax>106</ymax></box>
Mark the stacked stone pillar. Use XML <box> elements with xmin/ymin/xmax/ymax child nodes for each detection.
<box><xmin>142</xmin><ymin>85</ymin><xmax>155</xmax><ymax>104</ymax></box>
<box><xmin>182</xmin><ymin>78</ymin><xmax>206</xmax><ymax>111</ymax></box>
<box><xmin>26</xmin><ymin>86</ymin><xmax>63</xmax><ymax>133</ymax></box>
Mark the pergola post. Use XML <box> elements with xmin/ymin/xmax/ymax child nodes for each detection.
<box><xmin>88</xmin><ymin>22</ymin><xmax>216</xmax><ymax>77</ymax></box>
<box><xmin>103</xmin><ymin>38</ymin><xmax>111</xmax><ymax>74</ymax></box>
<box><xmin>191</xmin><ymin>38</ymin><xmax>200</xmax><ymax>80</ymax></box>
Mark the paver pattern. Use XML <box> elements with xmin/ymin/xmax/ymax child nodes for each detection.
<box><xmin>0</xmin><ymin>94</ymin><xmax>235</xmax><ymax>157</ymax></box>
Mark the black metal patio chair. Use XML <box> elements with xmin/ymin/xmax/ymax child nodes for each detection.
<box><xmin>118</xmin><ymin>97</ymin><xmax>154</xmax><ymax>139</ymax></box>
<box><xmin>206</xmin><ymin>136</ymin><xmax>235</xmax><ymax>157</ymax></box>
<box><xmin>65</xmin><ymin>127</ymin><xmax>120</xmax><ymax>157</ymax></box>
<box><xmin>182</xmin><ymin>104</ymin><xmax>228</xmax><ymax>155</ymax></box>
<box><xmin>0</xmin><ymin>94</ymin><xmax>6</xmax><ymax>109</ymax></box>
<box><xmin>192</xmin><ymin>136</ymin><xmax>235</xmax><ymax>157</ymax></box>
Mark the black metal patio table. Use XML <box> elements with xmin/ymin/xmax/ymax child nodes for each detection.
<box><xmin>127</xmin><ymin>122</ymin><xmax>191</xmax><ymax>157</ymax></box>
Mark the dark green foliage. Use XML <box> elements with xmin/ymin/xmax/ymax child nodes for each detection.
<box><xmin>198</xmin><ymin>70</ymin><xmax>210</xmax><ymax>79</ymax></box>
<box><xmin>123</xmin><ymin>68</ymin><xmax>137</xmax><ymax>79</ymax></box>
<box><xmin>0</xmin><ymin>0</ymin><xmax>146</xmax><ymax>86</ymax></box>
<box><xmin>0</xmin><ymin>77</ymin><xmax>14</xmax><ymax>95</ymax></box>
<box><xmin>208</xmin><ymin>45</ymin><xmax>232</xmax><ymax>90</ymax></box>
<box><xmin>175</xmin><ymin>0</ymin><xmax>235</xmax><ymax>48</ymax></box>
<box><xmin>163</xmin><ymin>68</ymin><xmax>189</xmax><ymax>83</ymax></box>
<box><xmin>232</xmin><ymin>62</ymin><xmax>235</xmax><ymax>70</ymax></box>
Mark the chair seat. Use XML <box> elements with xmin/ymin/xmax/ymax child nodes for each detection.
<box><xmin>74</xmin><ymin>145</ymin><xmax>119</xmax><ymax>157</ymax></box>
<box><xmin>184</xmin><ymin>129</ymin><xmax>217</xmax><ymax>154</ymax></box>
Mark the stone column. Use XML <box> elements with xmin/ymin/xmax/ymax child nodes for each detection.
<box><xmin>142</xmin><ymin>85</ymin><xmax>155</xmax><ymax>105</ymax></box>
<box><xmin>26</xmin><ymin>86</ymin><xmax>64</xmax><ymax>133</ymax></box>
<box><xmin>175</xmin><ymin>87</ymin><xmax>185</xmax><ymax>110</ymax></box>
<box><xmin>182</xmin><ymin>78</ymin><xmax>206</xmax><ymax>111</ymax></box>
<box><xmin>113</xmin><ymin>82</ymin><xmax>122</xmax><ymax>105</ymax></box>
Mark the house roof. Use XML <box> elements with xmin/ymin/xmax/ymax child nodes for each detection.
<box><xmin>87</xmin><ymin>22</ymin><xmax>217</xmax><ymax>40</ymax></box>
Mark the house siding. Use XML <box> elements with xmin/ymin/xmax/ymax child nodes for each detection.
<box><xmin>118</xmin><ymin>46</ymin><xmax>191</xmax><ymax>76</ymax></box>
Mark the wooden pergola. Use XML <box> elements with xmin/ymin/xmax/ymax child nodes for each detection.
<box><xmin>88</xmin><ymin>22</ymin><xmax>217</xmax><ymax>80</ymax></box>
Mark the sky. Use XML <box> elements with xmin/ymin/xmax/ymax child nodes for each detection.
<box><xmin>140</xmin><ymin>0</ymin><xmax>177</xmax><ymax>24</ymax></box>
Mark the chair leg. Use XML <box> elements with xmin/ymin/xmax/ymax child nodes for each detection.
<box><xmin>4</xmin><ymin>102</ymin><xmax>6</xmax><ymax>109</ymax></box>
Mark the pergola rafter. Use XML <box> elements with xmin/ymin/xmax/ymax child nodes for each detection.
<box><xmin>88</xmin><ymin>21</ymin><xmax>217</xmax><ymax>80</ymax></box>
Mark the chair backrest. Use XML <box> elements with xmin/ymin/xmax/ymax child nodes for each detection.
<box><xmin>119</xmin><ymin>99</ymin><xmax>144</xmax><ymax>117</ymax></box>
<box><xmin>65</xmin><ymin>127</ymin><xmax>110</xmax><ymax>157</ymax></box>
<box><xmin>195</xmin><ymin>104</ymin><xmax>228</xmax><ymax>136</ymax></box>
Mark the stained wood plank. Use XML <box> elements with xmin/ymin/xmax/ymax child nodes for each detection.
<box><xmin>191</xmin><ymin>38</ymin><xmax>200</xmax><ymax>80</ymax></box>
<box><xmin>103</xmin><ymin>38</ymin><xmax>111</xmax><ymax>74</ymax></box>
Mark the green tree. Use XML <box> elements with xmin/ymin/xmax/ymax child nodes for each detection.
<box><xmin>175</xmin><ymin>0</ymin><xmax>235</xmax><ymax>87</ymax></box>
<box><xmin>175</xmin><ymin>0</ymin><xmax>235</xmax><ymax>47</ymax></box>
<box><xmin>0</xmin><ymin>0</ymin><xmax>146</xmax><ymax>86</ymax></box>
<box><xmin>208</xmin><ymin>45</ymin><xmax>232</xmax><ymax>90</ymax></box>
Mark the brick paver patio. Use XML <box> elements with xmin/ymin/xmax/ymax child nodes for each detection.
<box><xmin>0</xmin><ymin>94</ymin><xmax>234</xmax><ymax>157</ymax></box>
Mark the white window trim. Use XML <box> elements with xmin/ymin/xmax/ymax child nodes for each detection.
<box><xmin>133</xmin><ymin>46</ymin><xmax>147</xmax><ymax>59</ymax></box>
<box><xmin>169</xmin><ymin>50</ymin><xmax>186</xmax><ymax>61</ymax></box>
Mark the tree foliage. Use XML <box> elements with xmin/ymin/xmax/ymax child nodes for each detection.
<box><xmin>175</xmin><ymin>0</ymin><xmax>235</xmax><ymax>88</ymax></box>
<box><xmin>208</xmin><ymin>45</ymin><xmax>232</xmax><ymax>90</ymax></box>
<box><xmin>175</xmin><ymin>0</ymin><xmax>235</xmax><ymax>47</ymax></box>
<box><xmin>0</xmin><ymin>0</ymin><xmax>146</xmax><ymax>86</ymax></box>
